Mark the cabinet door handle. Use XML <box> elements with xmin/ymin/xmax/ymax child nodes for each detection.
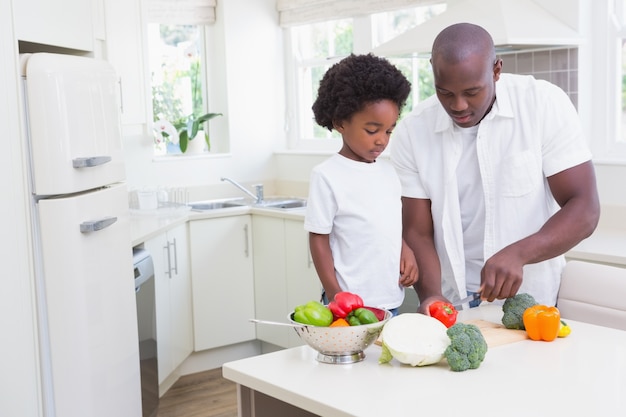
<box><xmin>72</xmin><ymin>156</ymin><xmax>112</xmax><ymax>168</ymax></box>
<box><xmin>164</xmin><ymin>241</ymin><xmax>172</xmax><ymax>278</ymax></box>
<box><xmin>171</xmin><ymin>237</ymin><xmax>178</xmax><ymax>275</ymax></box>
<box><xmin>118</xmin><ymin>77</ymin><xmax>124</xmax><ymax>114</ymax></box>
<box><xmin>244</xmin><ymin>224</ymin><xmax>249</xmax><ymax>258</ymax></box>
<box><xmin>79</xmin><ymin>216</ymin><xmax>117</xmax><ymax>233</ymax></box>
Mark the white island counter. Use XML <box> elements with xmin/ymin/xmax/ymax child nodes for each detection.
<box><xmin>223</xmin><ymin>305</ymin><xmax>626</xmax><ymax>417</ymax></box>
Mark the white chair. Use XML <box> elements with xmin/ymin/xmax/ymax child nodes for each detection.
<box><xmin>557</xmin><ymin>260</ymin><xmax>626</xmax><ymax>331</ymax></box>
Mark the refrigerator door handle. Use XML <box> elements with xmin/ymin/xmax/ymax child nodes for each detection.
<box><xmin>72</xmin><ymin>156</ymin><xmax>112</xmax><ymax>168</ymax></box>
<box><xmin>79</xmin><ymin>216</ymin><xmax>118</xmax><ymax>233</ymax></box>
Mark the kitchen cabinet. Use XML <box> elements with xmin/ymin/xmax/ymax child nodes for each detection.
<box><xmin>284</xmin><ymin>219</ymin><xmax>323</xmax><ymax>346</ymax></box>
<box><xmin>14</xmin><ymin>0</ymin><xmax>94</xmax><ymax>51</ymax></box>
<box><xmin>103</xmin><ymin>0</ymin><xmax>148</xmax><ymax>127</ymax></box>
<box><xmin>252</xmin><ymin>216</ymin><xmax>288</xmax><ymax>346</ymax></box>
<box><xmin>253</xmin><ymin>216</ymin><xmax>322</xmax><ymax>348</ymax></box>
<box><xmin>143</xmin><ymin>223</ymin><xmax>193</xmax><ymax>386</ymax></box>
<box><xmin>189</xmin><ymin>215</ymin><xmax>256</xmax><ymax>351</ymax></box>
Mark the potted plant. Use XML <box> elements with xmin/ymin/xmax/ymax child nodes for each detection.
<box><xmin>174</xmin><ymin>112</ymin><xmax>223</xmax><ymax>153</ymax></box>
<box><xmin>154</xmin><ymin>112</ymin><xmax>222</xmax><ymax>153</ymax></box>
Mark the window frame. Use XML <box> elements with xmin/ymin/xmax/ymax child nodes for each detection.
<box><xmin>586</xmin><ymin>0</ymin><xmax>626</xmax><ymax>164</ymax></box>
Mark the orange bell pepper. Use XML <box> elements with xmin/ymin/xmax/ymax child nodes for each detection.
<box><xmin>522</xmin><ymin>305</ymin><xmax>561</xmax><ymax>342</ymax></box>
<box><xmin>329</xmin><ymin>318</ymin><xmax>350</xmax><ymax>327</ymax></box>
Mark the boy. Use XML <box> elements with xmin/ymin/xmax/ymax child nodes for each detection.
<box><xmin>305</xmin><ymin>53</ymin><xmax>418</xmax><ymax>314</ymax></box>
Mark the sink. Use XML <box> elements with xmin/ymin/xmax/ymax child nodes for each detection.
<box><xmin>188</xmin><ymin>198</ymin><xmax>248</xmax><ymax>211</ymax></box>
<box><xmin>188</xmin><ymin>197</ymin><xmax>306</xmax><ymax>211</ymax></box>
<box><xmin>256</xmin><ymin>198</ymin><xmax>307</xmax><ymax>209</ymax></box>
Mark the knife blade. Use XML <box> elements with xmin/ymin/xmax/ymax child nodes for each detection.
<box><xmin>453</xmin><ymin>293</ymin><xmax>481</xmax><ymax>309</ymax></box>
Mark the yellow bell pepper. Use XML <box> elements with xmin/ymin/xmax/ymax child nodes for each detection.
<box><xmin>522</xmin><ymin>305</ymin><xmax>561</xmax><ymax>342</ymax></box>
<box><xmin>558</xmin><ymin>320</ymin><xmax>571</xmax><ymax>338</ymax></box>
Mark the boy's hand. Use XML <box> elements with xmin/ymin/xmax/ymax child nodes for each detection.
<box><xmin>399</xmin><ymin>240</ymin><xmax>418</xmax><ymax>287</ymax></box>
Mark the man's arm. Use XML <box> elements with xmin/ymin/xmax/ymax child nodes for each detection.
<box><xmin>480</xmin><ymin>161</ymin><xmax>600</xmax><ymax>301</ymax></box>
<box><xmin>402</xmin><ymin>197</ymin><xmax>448</xmax><ymax>314</ymax></box>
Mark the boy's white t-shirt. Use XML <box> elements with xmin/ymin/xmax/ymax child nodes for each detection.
<box><xmin>304</xmin><ymin>153</ymin><xmax>404</xmax><ymax>310</ymax></box>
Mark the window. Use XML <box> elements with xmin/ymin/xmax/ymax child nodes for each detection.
<box><xmin>589</xmin><ymin>0</ymin><xmax>626</xmax><ymax>162</ymax></box>
<box><xmin>620</xmin><ymin>1</ymin><xmax>626</xmax><ymax>144</ymax></box>
<box><xmin>145</xmin><ymin>0</ymin><xmax>221</xmax><ymax>156</ymax></box>
<box><xmin>284</xmin><ymin>3</ymin><xmax>445</xmax><ymax>151</ymax></box>
<box><xmin>149</xmin><ymin>24</ymin><xmax>208</xmax><ymax>155</ymax></box>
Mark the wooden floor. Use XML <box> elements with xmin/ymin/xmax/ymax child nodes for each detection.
<box><xmin>156</xmin><ymin>368</ymin><xmax>238</xmax><ymax>417</ymax></box>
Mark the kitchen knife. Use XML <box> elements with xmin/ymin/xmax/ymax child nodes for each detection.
<box><xmin>453</xmin><ymin>293</ymin><xmax>481</xmax><ymax>309</ymax></box>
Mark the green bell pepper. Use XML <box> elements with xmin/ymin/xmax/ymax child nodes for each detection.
<box><xmin>293</xmin><ymin>301</ymin><xmax>333</xmax><ymax>327</ymax></box>
<box><xmin>347</xmin><ymin>307</ymin><xmax>379</xmax><ymax>326</ymax></box>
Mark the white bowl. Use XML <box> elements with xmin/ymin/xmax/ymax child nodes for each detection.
<box><xmin>289</xmin><ymin>307</ymin><xmax>391</xmax><ymax>364</ymax></box>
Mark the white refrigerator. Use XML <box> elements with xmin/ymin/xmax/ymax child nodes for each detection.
<box><xmin>20</xmin><ymin>53</ymin><xmax>142</xmax><ymax>417</ymax></box>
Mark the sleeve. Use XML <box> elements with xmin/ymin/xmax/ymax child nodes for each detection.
<box><xmin>539</xmin><ymin>81</ymin><xmax>593</xmax><ymax>177</ymax></box>
<box><xmin>390</xmin><ymin>118</ymin><xmax>430</xmax><ymax>199</ymax></box>
<box><xmin>304</xmin><ymin>167</ymin><xmax>337</xmax><ymax>234</ymax></box>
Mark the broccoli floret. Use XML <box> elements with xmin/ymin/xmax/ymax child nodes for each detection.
<box><xmin>501</xmin><ymin>293</ymin><xmax>538</xmax><ymax>330</ymax></box>
<box><xmin>443</xmin><ymin>323</ymin><xmax>488</xmax><ymax>372</ymax></box>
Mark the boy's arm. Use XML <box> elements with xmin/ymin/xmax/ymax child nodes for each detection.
<box><xmin>399</xmin><ymin>239</ymin><xmax>418</xmax><ymax>287</ymax></box>
<box><xmin>309</xmin><ymin>232</ymin><xmax>342</xmax><ymax>302</ymax></box>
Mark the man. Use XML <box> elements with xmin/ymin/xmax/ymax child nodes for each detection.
<box><xmin>391</xmin><ymin>23</ymin><xmax>600</xmax><ymax>312</ymax></box>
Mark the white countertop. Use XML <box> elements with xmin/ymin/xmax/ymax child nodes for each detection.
<box><xmin>567</xmin><ymin>204</ymin><xmax>626</xmax><ymax>265</ymax></box>
<box><xmin>222</xmin><ymin>305</ymin><xmax>626</xmax><ymax>417</ymax></box>
<box><xmin>130</xmin><ymin>205</ymin><xmax>306</xmax><ymax>247</ymax></box>
<box><xmin>567</xmin><ymin>227</ymin><xmax>626</xmax><ymax>265</ymax></box>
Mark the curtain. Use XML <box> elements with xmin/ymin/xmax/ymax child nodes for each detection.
<box><xmin>276</xmin><ymin>0</ymin><xmax>442</xmax><ymax>27</ymax></box>
<box><xmin>146</xmin><ymin>0</ymin><xmax>217</xmax><ymax>24</ymax></box>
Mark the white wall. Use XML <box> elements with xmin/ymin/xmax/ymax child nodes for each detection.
<box><xmin>0</xmin><ymin>1</ymin><xmax>41</xmax><ymax>416</ymax></box>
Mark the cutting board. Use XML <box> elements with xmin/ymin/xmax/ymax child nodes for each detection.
<box><xmin>462</xmin><ymin>319</ymin><xmax>528</xmax><ymax>347</ymax></box>
<box><xmin>375</xmin><ymin>319</ymin><xmax>528</xmax><ymax>348</ymax></box>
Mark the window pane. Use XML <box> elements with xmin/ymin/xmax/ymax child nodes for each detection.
<box><xmin>292</xmin><ymin>19</ymin><xmax>353</xmax><ymax>140</ymax></box>
<box><xmin>148</xmin><ymin>23</ymin><xmax>207</xmax><ymax>155</ymax></box>
<box><xmin>292</xmin><ymin>19</ymin><xmax>353</xmax><ymax>59</ymax></box>
<box><xmin>371</xmin><ymin>4</ymin><xmax>446</xmax><ymax>46</ymax></box>
<box><xmin>372</xmin><ymin>4</ymin><xmax>446</xmax><ymax>118</ymax></box>
<box><xmin>622</xmin><ymin>39</ymin><xmax>626</xmax><ymax>142</ymax></box>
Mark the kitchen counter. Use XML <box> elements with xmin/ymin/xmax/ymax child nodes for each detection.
<box><xmin>567</xmin><ymin>204</ymin><xmax>626</xmax><ymax>266</ymax></box>
<box><xmin>567</xmin><ymin>227</ymin><xmax>626</xmax><ymax>266</ymax></box>
<box><xmin>130</xmin><ymin>204</ymin><xmax>306</xmax><ymax>247</ymax></box>
<box><xmin>222</xmin><ymin>304</ymin><xmax>626</xmax><ymax>417</ymax></box>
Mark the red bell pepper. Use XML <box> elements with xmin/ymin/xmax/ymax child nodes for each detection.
<box><xmin>328</xmin><ymin>291</ymin><xmax>364</xmax><ymax>318</ymax></box>
<box><xmin>429</xmin><ymin>301</ymin><xmax>458</xmax><ymax>328</ymax></box>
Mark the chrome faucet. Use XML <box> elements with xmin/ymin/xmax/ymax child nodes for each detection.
<box><xmin>221</xmin><ymin>177</ymin><xmax>264</xmax><ymax>204</ymax></box>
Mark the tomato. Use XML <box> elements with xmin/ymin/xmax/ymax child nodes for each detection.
<box><xmin>429</xmin><ymin>301</ymin><xmax>458</xmax><ymax>328</ymax></box>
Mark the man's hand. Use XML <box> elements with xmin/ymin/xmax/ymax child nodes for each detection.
<box><xmin>480</xmin><ymin>247</ymin><xmax>525</xmax><ymax>302</ymax></box>
<box><xmin>417</xmin><ymin>295</ymin><xmax>452</xmax><ymax>315</ymax></box>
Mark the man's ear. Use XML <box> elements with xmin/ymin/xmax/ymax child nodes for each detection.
<box><xmin>493</xmin><ymin>58</ymin><xmax>503</xmax><ymax>81</ymax></box>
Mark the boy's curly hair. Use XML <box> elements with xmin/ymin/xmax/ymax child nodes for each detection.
<box><xmin>312</xmin><ymin>53</ymin><xmax>411</xmax><ymax>131</ymax></box>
